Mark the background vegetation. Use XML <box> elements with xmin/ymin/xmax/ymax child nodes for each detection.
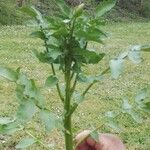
<box><xmin>0</xmin><ymin>0</ymin><xmax>150</xmax><ymax>25</ymax></box>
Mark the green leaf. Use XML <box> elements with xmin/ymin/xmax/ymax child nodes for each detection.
<box><xmin>20</xmin><ymin>7</ymin><xmax>37</xmax><ymax>18</ymax></box>
<box><xmin>30</xmin><ymin>31</ymin><xmax>46</xmax><ymax>40</ymax></box>
<box><xmin>128</xmin><ymin>45</ymin><xmax>142</xmax><ymax>64</ymax></box>
<box><xmin>17</xmin><ymin>100</ymin><xmax>37</xmax><ymax>123</ymax></box>
<box><xmin>90</xmin><ymin>130</ymin><xmax>99</xmax><ymax>142</ymax></box>
<box><xmin>33</xmin><ymin>50</ymin><xmax>51</xmax><ymax>63</ymax></box>
<box><xmin>96</xmin><ymin>0</ymin><xmax>117</xmax><ymax>17</ymax></box>
<box><xmin>77</xmin><ymin>73</ymin><xmax>92</xmax><ymax>83</ymax></box>
<box><xmin>73</xmin><ymin>93</ymin><xmax>85</xmax><ymax>104</ymax></box>
<box><xmin>31</xmin><ymin>6</ymin><xmax>43</xmax><ymax>23</ymax></box>
<box><xmin>122</xmin><ymin>98</ymin><xmax>142</xmax><ymax>123</ymax></box>
<box><xmin>45</xmin><ymin>75</ymin><xmax>58</xmax><ymax>87</ymax></box>
<box><xmin>144</xmin><ymin>102</ymin><xmax>150</xmax><ymax>111</ymax></box>
<box><xmin>0</xmin><ymin>117</ymin><xmax>14</xmax><ymax>125</ymax></box>
<box><xmin>0</xmin><ymin>122</ymin><xmax>23</xmax><ymax>135</ymax></box>
<box><xmin>40</xmin><ymin>110</ymin><xmax>57</xmax><ymax>132</ymax></box>
<box><xmin>74</xmin><ymin>49</ymin><xmax>105</xmax><ymax>64</ymax></box>
<box><xmin>109</xmin><ymin>58</ymin><xmax>123</xmax><ymax>79</ymax></box>
<box><xmin>56</xmin><ymin>0</ymin><xmax>70</xmax><ymax>17</ymax></box>
<box><xmin>77</xmin><ymin>73</ymin><xmax>103</xmax><ymax>83</ymax></box>
<box><xmin>48</xmin><ymin>49</ymin><xmax>62</xmax><ymax>60</ymax></box>
<box><xmin>17</xmin><ymin>74</ymin><xmax>45</xmax><ymax>108</ymax></box>
<box><xmin>73</xmin><ymin>3</ymin><xmax>84</xmax><ymax>18</ymax></box>
<box><xmin>135</xmin><ymin>88</ymin><xmax>148</xmax><ymax>104</ymax></box>
<box><xmin>0</xmin><ymin>67</ymin><xmax>18</xmax><ymax>82</ymax></box>
<box><xmin>23</xmin><ymin>79</ymin><xmax>38</xmax><ymax>98</ymax></box>
<box><xmin>16</xmin><ymin>137</ymin><xmax>36</xmax><ymax>149</ymax></box>
<box><xmin>75</xmin><ymin>28</ymin><xmax>105</xmax><ymax>43</ymax></box>
<box><xmin>122</xmin><ymin>98</ymin><xmax>132</xmax><ymax>111</ymax></box>
<box><xmin>141</xmin><ymin>45</ymin><xmax>150</xmax><ymax>52</ymax></box>
<box><xmin>129</xmin><ymin>111</ymin><xmax>142</xmax><ymax>123</ymax></box>
<box><xmin>15</xmin><ymin>84</ymin><xmax>25</xmax><ymax>102</ymax></box>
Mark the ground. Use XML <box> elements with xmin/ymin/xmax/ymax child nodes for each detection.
<box><xmin>0</xmin><ymin>22</ymin><xmax>150</xmax><ymax>150</ymax></box>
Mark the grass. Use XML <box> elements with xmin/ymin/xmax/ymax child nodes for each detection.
<box><xmin>0</xmin><ymin>22</ymin><xmax>150</xmax><ymax>150</ymax></box>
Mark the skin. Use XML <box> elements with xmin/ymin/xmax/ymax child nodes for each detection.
<box><xmin>75</xmin><ymin>130</ymin><xmax>125</xmax><ymax>150</ymax></box>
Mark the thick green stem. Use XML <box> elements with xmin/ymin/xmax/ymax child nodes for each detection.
<box><xmin>64</xmin><ymin>56</ymin><xmax>74</xmax><ymax>150</ymax></box>
<box><xmin>63</xmin><ymin>16</ymin><xmax>77</xmax><ymax>150</ymax></box>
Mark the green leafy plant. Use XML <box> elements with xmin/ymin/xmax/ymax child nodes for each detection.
<box><xmin>0</xmin><ymin>0</ymin><xmax>150</xmax><ymax>150</ymax></box>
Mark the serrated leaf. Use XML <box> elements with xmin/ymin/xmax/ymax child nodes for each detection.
<box><xmin>90</xmin><ymin>130</ymin><xmax>99</xmax><ymax>142</ymax></box>
<box><xmin>17</xmin><ymin>101</ymin><xmax>37</xmax><ymax>123</ymax></box>
<box><xmin>16</xmin><ymin>137</ymin><xmax>36</xmax><ymax>149</ymax></box>
<box><xmin>45</xmin><ymin>75</ymin><xmax>58</xmax><ymax>87</ymax></box>
<box><xmin>0</xmin><ymin>117</ymin><xmax>14</xmax><ymax>125</ymax></box>
<box><xmin>40</xmin><ymin>110</ymin><xmax>57</xmax><ymax>132</ymax></box>
<box><xmin>128</xmin><ymin>45</ymin><xmax>142</xmax><ymax>64</ymax></box>
<box><xmin>135</xmin><ymin>88</ymin><xmax>148</xmax><ymax>104</ymax></box>
<box><xmin>0</xmin><ymin>67</ymin><xmax>18</xmax><ymax>82</ymax></box>
<box><xmin>96</xmin><ymin>0</ymin><xmax>117</xmax><ymax>17</ymax></box>
<box><xmin>109</xmin><ymin>58</ymin><xmax>123</xmax><ymax>79</ymax></box>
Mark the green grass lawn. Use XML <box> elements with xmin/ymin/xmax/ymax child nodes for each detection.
<box><xmin>0</xmin><ymin>22</ymin><xmax>150</xmax><ymax>150</ymax></box>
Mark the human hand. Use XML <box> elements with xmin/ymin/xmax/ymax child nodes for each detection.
<box><xmin>75</xmin><ymin>130</ymin><xmax>125</xmax><ymax>150</ymax></box>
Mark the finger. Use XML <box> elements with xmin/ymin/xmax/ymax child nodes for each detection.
<box><xmin>86</xmin><ymin>137</ymin><xmax>96</xmax><ymax>147</ymax></box>
<box><xmin>95</xmin><ymin>143</ymin><xmax>102</xmax><ymax>150</ymax></box>
<box><xmin>76</xmin><ymin>144</ymin><xmax>91</xmax><ymax>150</ymax></box>
<box><xmin>76</xmin><ymin>141</ymin><xmax>88</xmax><ymax>150</ymax></box>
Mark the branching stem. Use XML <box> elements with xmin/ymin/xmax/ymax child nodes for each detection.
<box><xmin>40</xmin><ymin>25</ymin><xmax>64</xmax><ymax>103</ymax></box>
<box><xmin>51</xmin><ymin>64</ymin><xmax>64</xmax><ymax>103</ymax></box>
<box><xmin>70</xmin><ymin>67</ymin><xmax>110</xmax><ymax>114</ymax></box>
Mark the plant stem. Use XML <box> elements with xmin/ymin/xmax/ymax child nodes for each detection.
<box><xmin>70</xmin><ymin>74</ymin><xmax>78</xmax><ymax>96</ymax></box>
<box><xmin>41</xmin><ymin>25</ymin><xmax>64</xmax><ymax>103</ymax></box>
<box><xmin>83</xmin><ymin>67</ymin><xmax>110</xmax><ymax>96</ymax></box>
<box><xmin>51</xmin><ymin>63</ymin><xmax>64</xmax><ymax>103</ymax></box>
<box><xmin>64</xmin><ymin>56</ymin><xmax>74</xmax><ymax>150</ymax></box>
<box><xmin>82</xmin><ymin>82</ymin><xmax>95</xmax><ymax>96</ymax></box>
<box><xmin>63</xmin><ymin>16</ymin><xmax>77</xmax><ymax>150</ymax></box>
<box><xmin>70</xmin><ymin>67</ymin><xmax>111</xmax><ymax>114</ymax></box>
